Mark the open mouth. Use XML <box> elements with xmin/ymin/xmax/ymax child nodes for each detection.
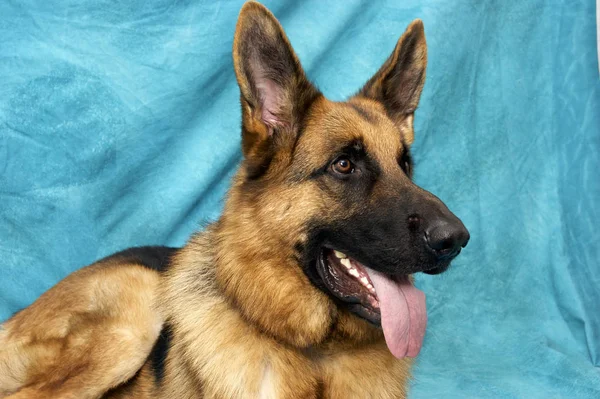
<box><xmin>316</xmin><ymin>248</ymin><xmax>427</xmax><ymax>359</ymax></box>
<box><xmin>317</xmin><ymin>249</ymin><xmax>381</xmax><ymax>323</ymax></box>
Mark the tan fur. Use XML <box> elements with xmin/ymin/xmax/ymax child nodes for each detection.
<box><xmin>0</xmin><ymin>259</ymin><xmax>162</xmax><ymax>399</ymax></box>
<box><xmin>0</xmin><ymin>2</ymin><xmax>431</xmax><ymax>398</ymax></box>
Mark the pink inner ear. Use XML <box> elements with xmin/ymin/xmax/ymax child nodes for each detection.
<box><xmin>256</xmin><ymin>78</ymin><xmax>284</xmax><ymax>130</ymax></box>
<box><xmin>250</xmin><ymin>56</ymin><xmax>287</xmax><ymax>133</ymax></box>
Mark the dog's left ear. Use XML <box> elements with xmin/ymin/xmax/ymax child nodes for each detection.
<box><xmin>356</xmin><ymin>20</ymin><xmax>427</xmax><ymax>145</ymax></box>
<box><xmin>233</xmin><ymin>2</ymin><xmax>321</xmax><ymax>176</ymax></box>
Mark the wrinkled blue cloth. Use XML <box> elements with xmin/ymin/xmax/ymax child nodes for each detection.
<box><xmin>1</xmin><ymin>0</ymin><xmax>598</xmax><ymax>397</ymax></box>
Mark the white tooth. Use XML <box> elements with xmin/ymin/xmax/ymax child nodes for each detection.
<box><xmin>340</xmin><ymin>258</ymin><xmax>352</xmax><ymax>269</ymax></box>
<box><xmin>349</xmin><ymin>268</ymin><xmax>360</xmax><ymax>277</ymax></box>
<box><xmin>360</xmin><ymin>276</ymin><xmax>369</xmax><ymax>286</ymax></box>
<box><xmin>334</xmin><ymin>250</ymin><xmax>347</xmax><ymax>259</ymax></box>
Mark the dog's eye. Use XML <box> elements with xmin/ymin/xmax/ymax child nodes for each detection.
<box><xmin>331</xmin><ymin>157</ymin><xmax>355</xmax><ymax>175</ymax></box>
<box><xmin>401</xmin><ymin>159</ymin><xmax>411</xmax><ymax>176</ymax></box>
<box><xmin>399</xmin><ymin>150</ymin><xmax>412</xmax><ymax>177</ymax></box>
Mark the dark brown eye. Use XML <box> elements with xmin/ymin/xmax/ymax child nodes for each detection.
<box><xmin>402</xmin><ymin>159</ymin><xmax>411</xmax><ymax>176</ymax></box>
<box><xmin>399</xmin><ymin>150</ymin><xmax>412</xmax><ymax>177</ymax></box>
<box><xmin>331</xmin><ymin>157</ymin><xmax>354</xmax><ymax>174</ymax></box>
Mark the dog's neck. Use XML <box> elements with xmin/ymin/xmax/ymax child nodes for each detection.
<box><xmin>210</xmin><ymin>173</ymin><xmax>382</xmax><ymax>350</ymax></box>
<box><xmin>213</xmin><ymin>212</ymin><xmax>333</xmax><ymax>347</ymax></box>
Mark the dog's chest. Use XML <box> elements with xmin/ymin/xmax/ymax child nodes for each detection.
<box><xmin>250</xmin><ymin>352</ymin><xmax>409</xmax><ymax>399</ymax></box>
<box><xmin>258</xmin><ymin>363</ymin><xmax>277</xmax><ymax>399</ymax></box>
<box><xmin>165</xmin><ymin>333</ymin><xmax>409</xmax><ymax>399</ymax></box>
<box><xmin>164</xmin><ymin>265</ymin><xmax>410</xmax><ymax>398</ymax></box>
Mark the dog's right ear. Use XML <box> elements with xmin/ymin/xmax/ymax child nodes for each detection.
<box><xmin>233</xmin><ymin>2</ymin><xmax>320</xmax><ymax>177</ymax></box>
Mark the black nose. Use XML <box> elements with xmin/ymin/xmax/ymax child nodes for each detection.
<box><xmin>424</xmin><ymin>218</ymin><xmax>470</xmax><ymax>259</ymax></box>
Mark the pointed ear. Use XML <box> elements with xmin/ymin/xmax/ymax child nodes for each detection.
<box><xmin>357</xmin><ymin>20</ymin><xmax>427</xmax><ymax>145</ymax></box>
<box><xmin>233</xmin><ymin>2</ymin><xmax>320</xmax><ymax>174</ymax></box>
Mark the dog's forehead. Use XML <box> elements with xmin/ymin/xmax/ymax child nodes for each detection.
<box><xmin>297</xmin><ymin>98</ymin><xmax>404</xmax><ymax>168</ymax></box>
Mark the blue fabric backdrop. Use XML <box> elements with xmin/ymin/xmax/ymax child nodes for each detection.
<box><xmin>1</xmin><ymin>0</ymin><xmax>598</xmax><ymax>397</ymax></box>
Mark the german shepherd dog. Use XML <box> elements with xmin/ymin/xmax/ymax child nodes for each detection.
<box><xmin>0</xmin><ymin>2</ymin><xmax>469</xmax><ymax>398</ymax></box>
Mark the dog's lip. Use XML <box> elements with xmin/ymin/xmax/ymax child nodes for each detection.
<box><xmin>316</xmin><ymin>248</ymin><xmax>383</xmax><ymax>325</ymax></box>
<box><xmin>422</xmin><ymin>262</ymin><xmax>451</xmax><ymax>275</ymax></box>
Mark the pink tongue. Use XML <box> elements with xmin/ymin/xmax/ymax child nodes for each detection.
<box><xmin>365</xmin><ymin>268</ymin><xmax>427</xmax><ymax>359</ymax></box>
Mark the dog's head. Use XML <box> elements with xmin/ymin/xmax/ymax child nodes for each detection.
<box><xmin>219</xmin><ymin>2</ymin><xmax>469</xmax><ymax>358</ymax></box>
